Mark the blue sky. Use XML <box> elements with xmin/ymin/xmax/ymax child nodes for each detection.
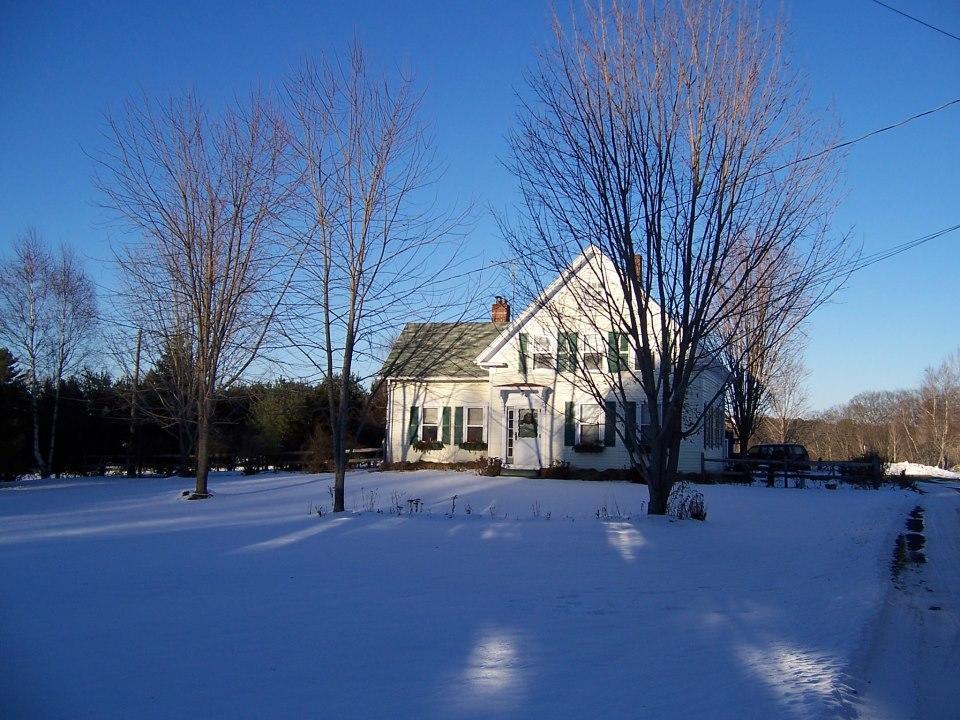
<box><xmin>1</xmin><ymin>0</ymin><xmax>958</xmax><ymax>409</ymax></box>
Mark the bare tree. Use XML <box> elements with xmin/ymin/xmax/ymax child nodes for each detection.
<box><xmin>764</xmin><ymin>349</ymin><xmax>810</xmax><ymax>445</ymax></box>
<box><xmin>504</xmin><ymin>0</ymin><xmax>847</xmax><ymax>513</ymax></box>
<box><xmin>721</xmin><ymin>247</ymin><xmax>831</xmax><ymax>452</ymax></box>
<box><xmin>0</xmin><ymin>230</ymin><xmax>52</xmax><ymax>474</ymax></box>
<box><xmin>918</xmin><ymin>350</ymin><xmax>960</xmax><ymax>468</ymax></box>
<box><xmin>97</xmin><ymin>92</ymin><xmax>296</xmax><ymax>497</ymax></box>
<box><xmin>0</xmin><ymin>231</ymin><xmax>97</xmax><ymax>476</ymax></box>
<box><xmin>45</xmin><ymin>244</ymin><xmax>98</xmax><ymax>472</ymax></box>
<box><xmin>283</xmin><ymin>44</ymin><xmax>475</xmax><ymax>512</ymax></box>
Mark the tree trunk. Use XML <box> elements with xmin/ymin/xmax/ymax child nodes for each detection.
<box><xmin>332</xmin><ymin>376</ymin><xmax>350</xmax><ymax>513</ymax></box>
<box><xmin>126</xmin><ymin>329</ymin><xmax>142</xmax><ymax>477</ymax></box>
<box><xmin>646</xmin><ymin>441</ymin><xmax>672</xmax><ymax>515</ymax></box>
<box><xmin>194</xmin><ymin>397</ymin><xmax>211</xmax><ymax>497</ymax></box>
<box><xmin>46</xmin><ymin>380</ymin><xmax>61</xmax><ymax>476</ymax></box>
<box><xmin>29</xmin><ymin>380</ymin><xmax>47</xmax><ymax>477</ymax></box>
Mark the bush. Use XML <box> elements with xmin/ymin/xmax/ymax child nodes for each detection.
<box><xmin>891</xmin><ymin>471</ymin><xmax>918</xmax><ymax>491</ymax></box>
<box><xmin>577</xmin><ymin>466</ymin><xmax>644</xmax><ymax>483</ymax></box>
<box><xmin>476</xmin><ymin>456</ymin><xmax>503</xmax><ymax>477</ymax></box>
<box><xmin>381</xmin><ymin>459</ymin><xmax>480</xmax><ymax>472</ymax></box>
<box><xmin>573</xmin><ymin>442</ymin><xmax>605</xmax><ymax>453</ymax></box>
<box><xmin>540</xmin><ymin>460</ymin><xmax>572</xmax><ymax>479</ymax></box>
<box><xmin>843</xmin><ymin>450</ymin><xmax>888</xmax><ymax>489</ymax></box>
<box><xmin>458</xmin><ymin>441</ymin><xmax>488</xmax><ymax>452</ymax></box>
<box><xmin>412</xmin><ymin>440</ymin><xmax>444</xmax><ymax>452</ymax></box>
<box><xmin>305</xmin><ymin>425</ymin><xmax>333</xmax><ymax>473</ymax></box>
<box><xmin>667</xmin><ymin>480</ymin><xmax>707</xmax><ymax>521</ymax></box>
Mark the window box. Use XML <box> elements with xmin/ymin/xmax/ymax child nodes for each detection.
<box><xmin>458</xmin><ymin>441</ymin><xmax>488</xmax><ymax>452</ymax></box>
<box><xmin>573</xmin><ymin>442</ymin><xmax>605</xmax><ymax>453</ymax></box>
<box><xmin>413</xmin><ymin>440</ymin><xmax>444</xmax><ymax>452</ymax></box>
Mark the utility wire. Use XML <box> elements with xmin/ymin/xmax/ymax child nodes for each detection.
<box><xmin>774</xmin><ymin>96</ymin><xmax>960</xmax><ymax>172</ymax></box>
<box><xmin>867</xmin><ymin>0</ymin><xmax>960</xmax><ymax>43</ymax></box>
<box><xmin>851</xmin><ymin>222</ymin><xmax>960</xmax><ymax>272</ymax></box>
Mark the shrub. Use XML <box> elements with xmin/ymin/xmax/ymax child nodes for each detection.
<box><xmin>573</xmin><ymin>442</ymin><xmax>605</xmax><ymax>453</ymax></box>
<box><xmin>892</xmin><ymin>471</ymin><xmax>918</xmax><ymax>491</ymax></box>
<box><xmin>843</xmin><ymin>450</ymin><xmax>888</xmax><ymax>489</ymax></box>
<box><xmin>667</xmin><ymin>480</ymin><xmax>707</xmax><ymax>521</ymax></box>
<box><xmin>381</xmin><ymin>459</ymin><xmax>480</xmax><ymax>472</ymax></box>
<box><xmin>576</xmin><ymin>467</ymin><xmax>644</xmax><ymax>483</ymax></box>
<box><xmin>459</xmin><ymin>441</ymin><xmax>488</xmax><ymax>452</ymax></box>
<box><xmin>412</xmin><ymin>440</ymin><xmax>444</xmax><ymax>452</ymax></box>
<box><xmin>476</xmin><ymin>456</ymin><xmax>503</xmax><ymax>477</ymax></box>
<box><xmin>540</xmin><ymin>460</ymin><xmax>572</xmax><ymax>479</ymax></box>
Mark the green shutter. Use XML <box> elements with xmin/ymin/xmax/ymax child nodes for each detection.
<box><xmin>604</xmin><ymin>401</ymin><xmax>616</xmax><ymax>446</ymax></box>
<box><xmin>564</xmin><ymin>401</ymin><xmax>576</xmax><ymax>446</ymax></box>
<box><xmin>607</xmin><ymin>332</ymin><xmax>620</xmax><ymax>372</ymax></box>
<box><xmin>453</xmin><ymin>406</ymin><xmax>464</xmax><ymax>444</ymax></box>
<box><xmin>556</xmin><ymin>332</ymin><xmax>567</xmax><ymax>371</ymax></box>
<box><xmin>441</xmin><ymin>406</ymin><xmax>451</xmax><ymax>444</ymax></box>
<box><xmin>408</xmin><ymin>406</ymin><xmax>419</xmax><ymax>443</ymax></box>
<box><xmin>519</xmin><ymin>333</ymin><xmax>528</xmax><ymax>373</ymax></box>
<box><xmin>624</xmin><ymin>401</ymin><xmax>637</xmax><ymax>451</ymax></box>
<box><xmin>556</xmin><ymin>332</ymin><xmax>579</xmax><ymax>372</ymax></box>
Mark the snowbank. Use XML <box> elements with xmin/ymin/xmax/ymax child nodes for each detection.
<box><xmin>0</xmin><ymin>471</ymin><xmax>920</xmax><ymax>719</ymax></box>
<box><xmin>887</xmin><ymin>461</ymin><xmax>960</xmax><ymax>479</ymax></box>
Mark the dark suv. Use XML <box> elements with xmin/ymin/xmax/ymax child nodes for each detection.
<box><xmin>747</xmin><ymin>443</ymin><xmax>810</xmax><ymax>463</ymax></box>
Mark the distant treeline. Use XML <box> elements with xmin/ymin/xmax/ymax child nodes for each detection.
<box><xmin>750</xmin><ymin>349</ymin><xmax>960</xmax><ymax>468</ymax></box>
<box><xmin>0</xmin><ymin>347</ymin><xmax>384</xmax><ymax>480</ymax></box>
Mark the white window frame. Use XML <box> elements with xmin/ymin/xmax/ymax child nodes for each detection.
<box><xmin>465</xmin><ymin>407</ymin><xmax>485</xmax><ymax>443</ymax></box>
<box><xmin>581</xmin><ymin>334</ymin><xmax>603</xmax><ymax>372</ymax></box>
<box><xmin>421</xmin><ymin>406</ymin><xmax>439</xmax><ymax>442</ymax></box>
<box><xmin>532</xmin><ymin>334</ymin><xmax>553</xmax><ymax>370</ymax></box>
<box><xmin>640</xmin><ymin>401</ymin><xmax>651</xmax><ymax>441</ymax></box>
<box><xmin>579</xmin><ymin>403</ymin><xmax>603</xmax><ymax>445</ymax></box>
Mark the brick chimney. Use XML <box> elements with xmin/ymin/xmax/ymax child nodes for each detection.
<box><xmin>632</xmin><ymin>253</ymin><xmax>643</xmax><ymax>279</ymax></box>
<box><xmin>491</xmin><ymin>296</ymin><xmax>510</xmax><ymax>323</ymax></box>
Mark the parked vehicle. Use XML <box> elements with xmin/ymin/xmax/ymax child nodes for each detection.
<box><xmin>747</xmin><ymin>443</ymin><xmax>810</xmax><ymax>464</ymax></box>
<box><xmin>728</xmin><ymin>443</ymin><xmax>810</xmax><ymax>479</ymax></box>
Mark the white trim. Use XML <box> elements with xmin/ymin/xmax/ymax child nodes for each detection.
<box><xmin>390</xmin><ymin>376</ymin><xmax>487</xmax><ymax>382</ymax></box>
<box><xmin>421</xmin><ymin>407</ymin><xmax>440</xmax><ymax>442</ymax></box>
<box><xmin>465</xmin><ymin>406</ymin><xmax>485</xmax><ymax>443</ymax></box>
<box><xmin>474</xmin><ymin>246</ymin><xmax>603</xmax><ymax>367</ymax></box>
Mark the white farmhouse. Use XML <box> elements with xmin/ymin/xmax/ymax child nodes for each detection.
<box><xmin>382</xmin><ymin>247</ymin><xmax>727</xmax><ymax>473</ymax></box>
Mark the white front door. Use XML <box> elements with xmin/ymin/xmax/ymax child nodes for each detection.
<box><xmin>509</xmin><ymin>407</ymin><xmax>542</xmax><ymax>468</ymax></box>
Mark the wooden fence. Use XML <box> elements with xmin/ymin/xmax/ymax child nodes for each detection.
<box><xmin>700</xmin><ymin>454</ymin><xmax>886</xmax><ymax>488</ymax></box>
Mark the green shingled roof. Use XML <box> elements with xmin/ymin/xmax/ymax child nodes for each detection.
<box><xmin>382</xmin><ymin>322</ymin><xmax>504</xmax><ymax>379</ymax></box>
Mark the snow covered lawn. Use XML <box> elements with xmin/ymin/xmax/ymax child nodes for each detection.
<box><xmin>0</xmin><ymin>471</ymin><xmax>939</xmax><ymax>718</ymax></box>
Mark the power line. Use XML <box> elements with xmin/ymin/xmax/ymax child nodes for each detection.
<box><xmin>774</xmin><ymin>96</ymin><xmax>960</xmax><ymax>172</ymax></box>
<box><xmin>867</xmin><ymin>0</ymin><xmax>960</xmax><ymax>43</ymax></box>
<box><xmin>851</xmin><ymin>222</ymin><xmax>960</xmax><ymax>272</ymax></box>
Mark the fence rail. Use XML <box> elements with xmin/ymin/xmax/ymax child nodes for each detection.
<box><xmin>701</xmin><ymin>454</ymin><xmax>884</xmax><ymax>488</ymax></box>
<box><xmin>76</xmin><ymin>448</ymin><xmax>384</xmax><ymax>477</ymax></box>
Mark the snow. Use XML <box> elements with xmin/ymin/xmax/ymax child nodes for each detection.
<box><xmin>0</xmin><ymin>470</ymin><xmax>954</xmax><ymax>719</ymax></box>
<box><xmin>887</xmin><ymin>461</ymin><xmax>960</xmax><ymax>480</ymax></box>
<box><xmin>849</xmin><ymin>483</ymin><xmax>960</xmax><ymax>719</ymax></box>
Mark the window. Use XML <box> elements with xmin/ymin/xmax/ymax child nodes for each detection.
<box><xmin>640</xmin><ymin>401</ymin><xmax>651</xmax><ymax>441</ymax></box>
<box><xmin>532</xmin><ymin>334</ymin><xmax>553</xmax><ymax>369</ymax></box>
<box><xmin>582</xmin><ymin>335</ymin><xmax>603</xmax><ymax>371</ymax></box>
<box><xmin>421</xmin><ymin>407</ymin><xmax>439</xmax><ymax>442</ymax></box>
<box><xmin>704</xmin><ymin>404</ymin><xmax>724</xmax><ymax>449</ymax></box>
<box><xmin>579</xmin><ymin>403</ymin><xmax>602</xmax><ymax>444</ymax></box>
<box><xmin>518</xmin><ymin>409</ymin><xmax>538</xmax><ymax>438</ymax></box>
<box><xmin>466</xmin><ymin>407</ymin><xmax>484</xmax><ymax>443</ymax></box>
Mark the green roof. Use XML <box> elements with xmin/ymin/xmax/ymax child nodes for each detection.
<box><xmin>382</xmin><ymin>322</ymin><xmax>503</xmax><ymax>379</ymax></box>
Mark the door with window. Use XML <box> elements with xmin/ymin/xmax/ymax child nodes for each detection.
<box><xmin>508</xmin><ymin>407</ymin><xmax>541</xmax><ymax>468</ymax></box>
